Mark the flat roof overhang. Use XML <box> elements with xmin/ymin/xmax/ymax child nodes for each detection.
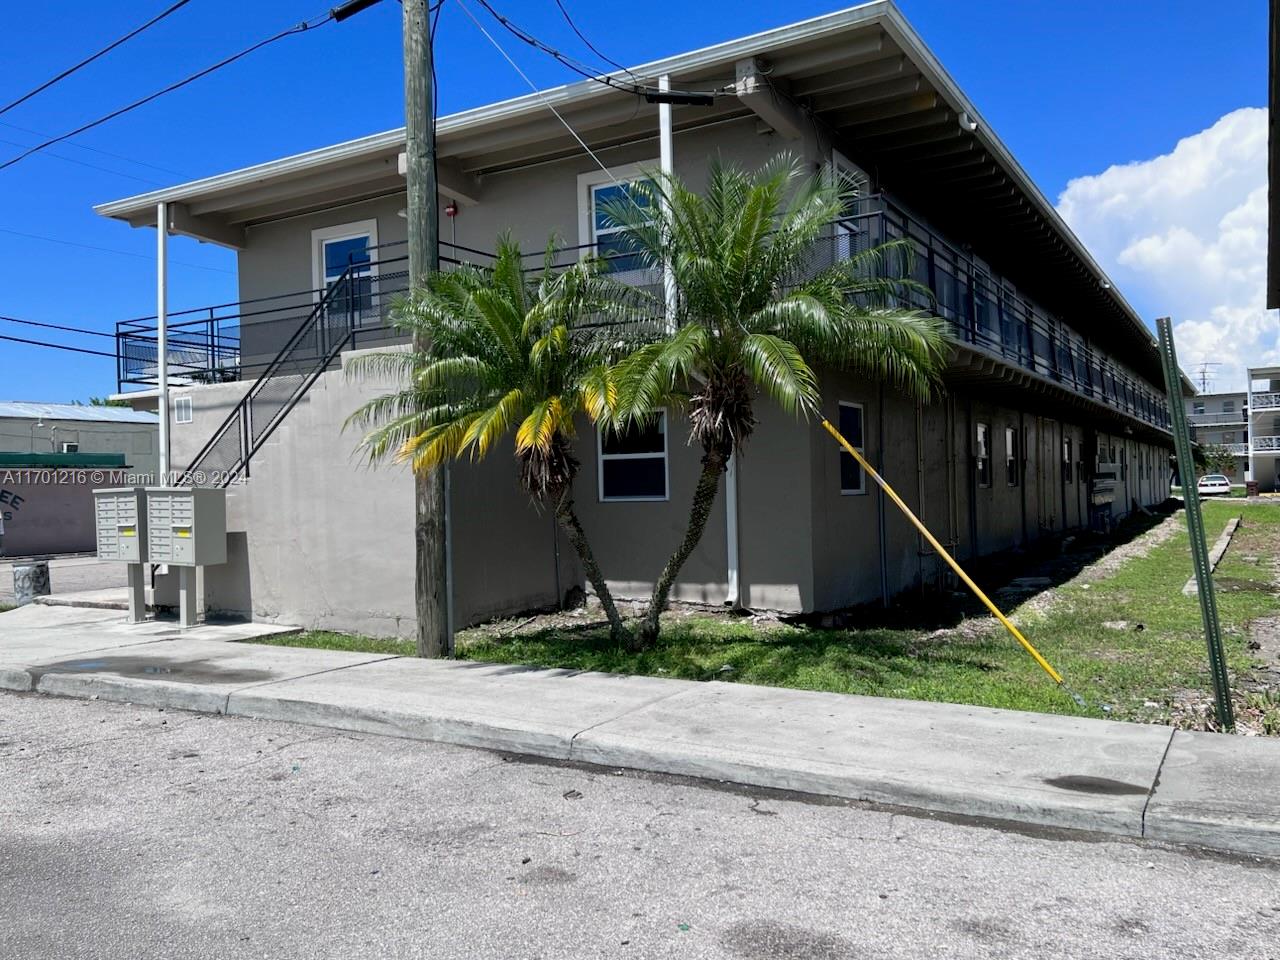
<box><xmin>94</xmin><ymin>0</ymin><xmax>1181</xmax><ymax>388</ymax></box>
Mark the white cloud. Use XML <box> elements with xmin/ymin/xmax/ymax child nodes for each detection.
<box><xmin>1056</xmin><ymin>107</ymin><xmax>1276</xmax><ymax>393</ymax></box>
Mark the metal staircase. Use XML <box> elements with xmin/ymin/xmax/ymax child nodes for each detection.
<box><xmin>177</xmin><ymin>249</ymin><xmax>412</xmax><ymax>488</ymax></box>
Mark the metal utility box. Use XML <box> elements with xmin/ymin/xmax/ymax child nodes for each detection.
<box><xmin>94</xmin><ymin>488</ymin><xmax>147</xmax><ymax>563</ymax></box>
<box><xmin>145</xmin><ymin>487</ymin><xmax>227</xmax><ymax>567</ymax></box>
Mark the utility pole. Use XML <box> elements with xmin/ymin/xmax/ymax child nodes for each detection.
<box><xmin>403</xmin><ymin>0</ymin><xmax>451</xmax><ymax>657</ymax></box>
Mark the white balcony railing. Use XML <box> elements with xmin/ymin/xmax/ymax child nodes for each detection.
<box><xmin>1224</xmin><ymin>442</ymin><xmax>1249</xmax><ymax>456</ymax></box>
<box><xmin>1188</xmin><ymin>411</ymin><xmax>1247</xmax><ymax>425</ymax></box>
<box><xmin>1254</xmin><ymin>435</ymin><xmax>1280</xmax><ymax>452</ymax></box>
<box><xmin>1252</xmin><ymin>392</ymin><xmax>1280</xmax><ymax>410</ymax></box>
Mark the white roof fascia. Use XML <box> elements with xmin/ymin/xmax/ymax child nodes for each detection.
<box><xmin>94</xmin><ymin>2</ymin><xmax>891</xmax><ymax>220</ymax></box>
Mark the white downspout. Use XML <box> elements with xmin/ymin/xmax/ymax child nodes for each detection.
<box><xmin>725</xmin><ymin>453</ymin><xmax>740</xmax><ymax>607</ymax></box>
<box><xmin>658</xmin><ymin>74</ymin><xmax>676</xmax><ymax>328</ymax></box>
<box><xmin>156</xmin><ymin>200</ymin><xmax>169</xmax><ymax>484</ymax></box>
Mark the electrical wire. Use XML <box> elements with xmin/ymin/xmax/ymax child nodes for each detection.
<box><xmin>0</xmin><ymin>0</ymin><xmax>196</xmax><ymax>118</ymax></box>
<box><xmin>0</xmin><ymin>226</ymin><xmax>235</xmax><ymax>274</ymax></box>
<box><xmin>551</xmin><ymin>0</ymin><xmax>638</xmax><ymax>85</ymax></box>
<box><xmin>0</xmin><ymin>120</ymin><xmax>189</xmax><ymax>177</ymax></box>
<box><xmin>472</xmin><ymin>0</ymin><xmax>731</xmax><ymax>101</ymax></box>
<box><xmin>0</xmin><ymin>9</ymin><xmax>337</xmax><ymax>174</ymax></box>
<box><xmin>0</xmin><ymin>332</ymin><xmax>117</xmax><ymax>359</ymax></box>
<box><xmin>455</xmin><ymin>0</ymin><xmax>623</xmax><ymax>189</ymax></box>
<box><xmin>0</xmin><ymin>314</ymin><xmax>115</xmax><ymax>339</ymax></box>
<box><xmin>0</xmin><ymin>136</ymin><xmax>165</xmax><ymax>186</ymax></box>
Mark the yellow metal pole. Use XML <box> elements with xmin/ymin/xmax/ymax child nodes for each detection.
<box><xmin>821</xmin><ymin>418</ymin><xmax>1065</xmax><ymax>686</ymax></box>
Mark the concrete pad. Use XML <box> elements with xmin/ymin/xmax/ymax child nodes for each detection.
<box><xmin>28</xmin><ymin>638</ymin><xmax>398</xmax><ymax>714</ymax></box>
<box><xmin>34</xmin><ymin>587</ymin><xmax>128</xmax><ymax>610</ymax></box>
<box><xmin>1144</xmin><ymin>730</ymin><xmax>1280</xmax><ymax>858</ymax></box>
<box><xmin>0</xmin><ymin>606</ymin><xmax>157</xmax><ymax>692</ymax></box>
<box><xmin>228</xmin><ymin>658</ymin><xmax>688</xmax><ymax>760</ymax></box>
<box><xmin>572</xmin><ymin>682</ymin><xmax>1174</xmax><ymax>837</ymax></box>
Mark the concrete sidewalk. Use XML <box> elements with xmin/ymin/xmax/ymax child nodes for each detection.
<box><xmin>1</xmin><ymin>606</ymin><xmax>1277</xmax><ymax>860</ymax></box>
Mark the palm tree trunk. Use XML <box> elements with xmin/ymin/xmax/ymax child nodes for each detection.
<box><xmin>552</xmin><ymin>483</ymin><xmax>630</xmax><ymax>646</ymax></box>
<box><xmin>633</xmin><ymin>443</ymin><xmax>730</xmax><ymax>650</ymax></box>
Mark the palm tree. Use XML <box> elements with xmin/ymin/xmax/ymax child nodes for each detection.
<box><xmin>345</xmin><ymin>235</ymin><xmax>645</xmax><ymax>646</ymax></box>
<box><xmin>602</xmin><ymin>154</ymin><xmax>950</xmax><ymax>648</ymax></box>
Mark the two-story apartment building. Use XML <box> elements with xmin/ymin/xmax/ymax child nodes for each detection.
<box><xmin>1247</xmin><ymin>366</ymin><xmax>1280</xmax><ymax>491</ymax></box>
<box><xmin>1186</xmin><ymin>391</ymin><xmax>1249</xmax><ymax>480</ymax></box>
<box><xmin>95</xmin><ymin>2</ymin><xmax>1188</xmax><ymax>636</ymax></box>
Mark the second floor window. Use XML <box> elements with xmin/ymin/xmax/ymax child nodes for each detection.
<box><xmin>1223</xmin><ymin>400</ymin><xmax>1235</xmax><ymax>413</ymax></box>
<box><xmin>312</xmin><ymin>220</ymin><xmax>377</xmax><ymax>322</ymax></box>
<box><xmin>579</xmin><ymin>164</ymin><xmax>656</xmax><ymax>275</ymax></box>
<box><xmin>1192</xmin><ymin>400</ymin><xmax>1205</xmax><ymax>415</ymax></box>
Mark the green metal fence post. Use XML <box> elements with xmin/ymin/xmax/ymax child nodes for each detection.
<box><xmin>1156</xmin><ymin>317</ymin><xmax>1234</xmax><ymax>731</ymax></box>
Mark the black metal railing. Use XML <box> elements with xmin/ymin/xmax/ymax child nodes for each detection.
<box><xmin>814</xmin><ymin>195</ymin><xmax>1171</xmax><ymax>431</ymax></box>
<box><xmin>174</xmin><ymin>240</ymin><xmax>492</xmax><ymax>487</ymax></box>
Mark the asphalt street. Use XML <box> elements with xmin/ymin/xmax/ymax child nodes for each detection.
<box><xmin>2</xmin><ymin>692</ymin><xmax>1277</xmax><ymax>960</ymax></box>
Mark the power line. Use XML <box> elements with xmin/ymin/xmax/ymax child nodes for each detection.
<box><xmin>472</xmin><ymin>0</ymin><xmax>730</xmax><ymax>101</ymax></box>
<box><xmin>456</xmin><ymin>0</ymin><xmax>623</xmax><ymax>188</ymax></box>
<box><xmin>0</xmin><ymin>9</ymin><xmax>338</xmax><ymax>174</ymax></box>
<box><xmin>0</xmin><ymin>136</ymin><xmax>165</xmax><ymax>186</ymax></box>
<box><xmin>0</xmin><ymin>332</ymin><xmax>116</xmax><ymax>359</ymax></box>
<box><xmin>0</xmin><ymin>226</ymin><xmax>235</xmax><ymax>274</ymax></box>
<box><xmin>0</xmin><ymin>121</ymin><xmax>189</xmax><ymax>177</ymax></box>
<box><xmin>552</xmin><ymin>0</ymin><xmax>637</xmax><ymax>83</ymax></box>
<box><xmin>0</xmin><ymin>314</ymin><xmax>115</xmax><ymax>339</ymax></box>
<box><xmin>0</xmin><ymin>0</ymin><xmax>195</xmax><ymax>118</ymax></box>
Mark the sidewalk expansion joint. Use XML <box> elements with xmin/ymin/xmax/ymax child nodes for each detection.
<box><xmin>1140</xmin><ymin>727</ymin><xmax>1176</xmax><ymax>838</ymax></box>
<box><xmin>566</xmin><ymin>687</ymin><xmax>689</xmax><ymax>762</ymax></box>
<box><xmin>220</xmin><ymin>655</ymin><xmax>405</xmax><ymax>715</ymax></box>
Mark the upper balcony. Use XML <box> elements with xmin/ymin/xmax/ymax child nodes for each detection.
<box><xmin>1251</xmin><ymin>391</ymin><xmax>1280</xmax><ymax>411</ymax></box>
<box><xmin>824</xmin><ymin>195</ymin><xmax>1172</xmax><ymax>433</ymax></box>
<box><xmin>1188</xmin><ymin>410</ymin><xmax>1248</xmax><ymax>426</ymax></box>
<box><xmin>112</xmin><ymin>196</ymin><xmax>1172</xmax><ymax>439</ymax></box>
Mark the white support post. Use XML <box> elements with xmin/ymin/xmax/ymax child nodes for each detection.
<box><xmin>1246</xmin><ymin>371</ymin><xmax>1255</xmax><ymax>484</ymax></box>
<box><xmin>658</xmin><ymin>74</ymin><xmax>677</xmax><ymax>329</ymax></box>
<box><xmin>156</xmin><ymin>201</ymin><xmax>170</xmax><ymax>486</ymax></box>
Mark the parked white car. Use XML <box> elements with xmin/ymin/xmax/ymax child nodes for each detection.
<box><xmin>1196</xmin><ymin>474</ymin><xmax>1232</xmax><ymax>496</ymax></box>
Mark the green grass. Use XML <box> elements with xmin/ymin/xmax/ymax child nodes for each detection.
<box><xmin>254</xmin><ymin>500</ymin><xmax>1280</xmax><ymax>724</ymax></box>
<box><xmin>0</xmin><ymin>603</ymin><xmax>14</xmax><ymax>614</ymax></box>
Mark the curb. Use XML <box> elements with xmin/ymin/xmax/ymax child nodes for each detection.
<box><xmin>1182</xmin><ymin>515</ymin><xmax>1241</xmax><ymax>597</ymax></box>
<box><xmin>5</xmin><ymin>649</ymin><xmax>1279</xmax><ymax>862</ymax></box>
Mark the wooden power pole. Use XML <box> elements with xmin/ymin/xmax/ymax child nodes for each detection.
<box><xmin>403</xmin><ymin>0</ymin><xmax>451</xmax><ymax>657</ymax></box>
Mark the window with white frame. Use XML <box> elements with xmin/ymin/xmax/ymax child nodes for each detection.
<box><xmin>975</xmin><ymin>421</ymin><xmax>991</xmax><ymax>489</ymax></box>
<box><xmin>174</xmin><ymin>396</ymin><xmax>193</xmax><ymax>424</ymax></box>
<box><xmin>598</xmin><ymin>412</ymin><xmax>668</xmax><ymax>501</ymax></box>
<box><xmin>311</xmin><ymin>220</ymin><xmax>378</xmax><ymax>323</ymax></box>
<box><xmin>578</xmin><ymin>163</ymin><xmax>655</xmax><ymax>275</ymax></box>
<box><xmin>838</xmin><ymin>402</ymin><xmax>866</xmax><ymax>494</ymax></box>
<box><xmin>1005</xmin><ymin>426</ymin><xmax>1020</xmax><ymax>487</ymax></box>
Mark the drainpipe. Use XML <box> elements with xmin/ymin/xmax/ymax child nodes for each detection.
<box><xmin>877</xmin><ymin>382</ymin><xmax>889</xmax><ymax>607</ymax></box>
<box><xmin>725</xmin><ymin>454</ymin><xmax>740</xmax><ymax>607</ymax></box>
<box><xmin>156</xmin><ymin>201</ymin><xmax>169</xmax><ymax>484</ymax></box>
<box><xmin>915</xmin><ymin>398</ymin><xmax>926</xmax><ymax>594</ymax></box>
<box><xmin>658</xmin><ymin>74</ymin><xmax>677</xmax><ymax>329</ymax></box>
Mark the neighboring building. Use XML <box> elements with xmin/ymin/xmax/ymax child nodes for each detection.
<box><xmin>93</xmin><ymin>2</ymin><xmax>1189</xmax><ymax>636</ymax></box>
<box><xmin>0</xmin><ymin>402</ymin><xmax>158</xmax><ymax>556</ymax></box>
<box><xmin>1247</xmin><ymin>366</ymin><xmax>1280</xmax><ymax>491</ymax></box>
<box><xmin>1186</xmin><ymin>391</ymin><xmax>1249</xmax><ymax>481</ymax></box>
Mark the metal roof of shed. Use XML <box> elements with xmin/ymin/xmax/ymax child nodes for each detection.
<box><xmin>0</xmin><ymin>401</ymin><xmax>159</xmax><ymax>424</ymax></box>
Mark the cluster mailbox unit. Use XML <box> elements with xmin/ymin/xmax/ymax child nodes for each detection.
<box><xmin>92</xmin><ymin>486</ymin><xmax>227</xmax><ymax>626</ymax></box>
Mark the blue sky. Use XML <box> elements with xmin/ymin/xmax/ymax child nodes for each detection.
<box><xmin>0</xmin><ymin>0</ymin><xmax>1268</xmax><ymax>401</ymax></box>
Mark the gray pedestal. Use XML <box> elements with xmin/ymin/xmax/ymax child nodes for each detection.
<box><xmin>13</xmin><ymin>562</ymin><xmax>51</xmax><ymax>606</ymax></box>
